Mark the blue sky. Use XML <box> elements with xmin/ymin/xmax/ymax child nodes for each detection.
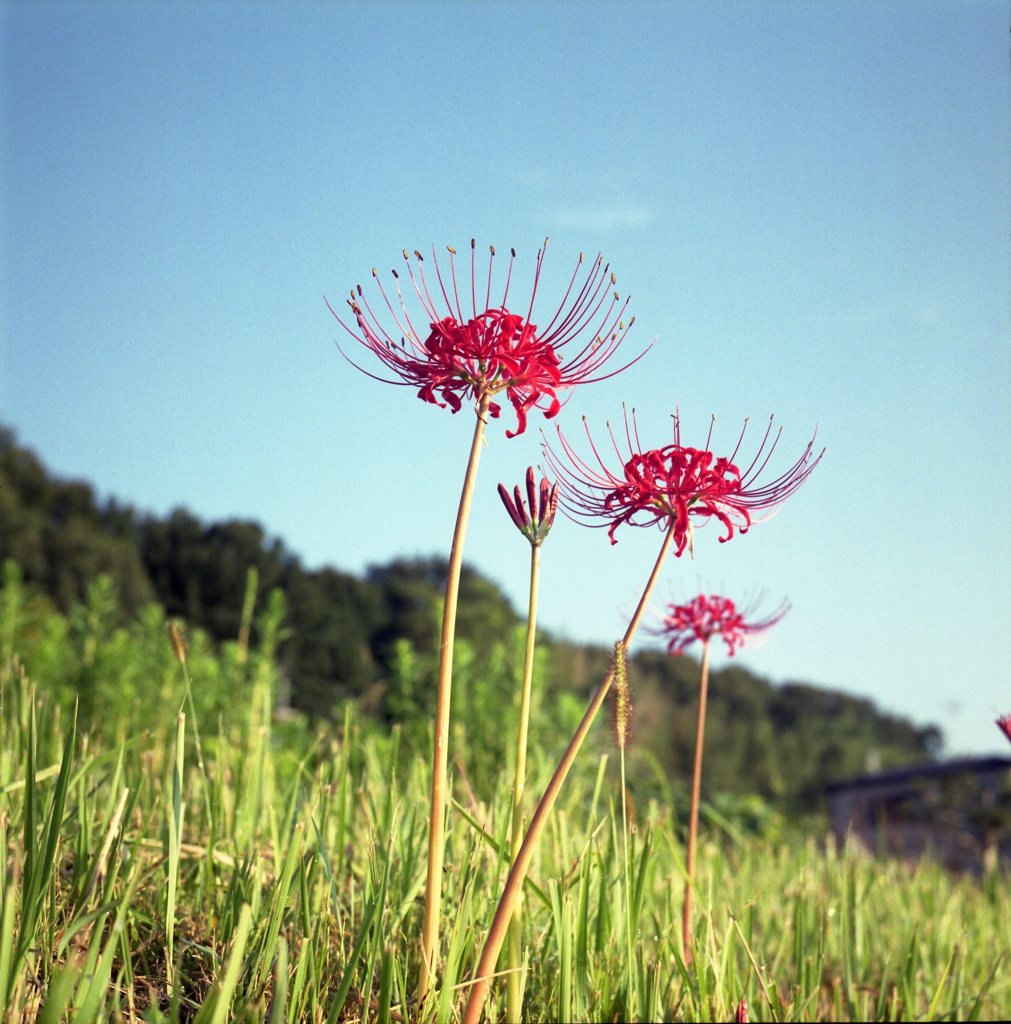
<box><xmin>2</xmin><ymin>0</ymin><xmax>1008</xmax><ymax>757</ymax></box>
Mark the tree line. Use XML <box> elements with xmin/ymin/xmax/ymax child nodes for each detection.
<box><xmin>0</xmin><ymin>426</ymin><xmax>942</xmax><ymax>800</ymax></box>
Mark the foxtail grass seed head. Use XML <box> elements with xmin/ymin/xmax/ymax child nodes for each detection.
<box><xmin>167</xmin><ymin>620</ymin><xmax>187</xmax><ymax>666</ymax></box>
<box><xmin>997</xmin><ymin>714</ymin><xmax>1011</xmax><ymax>744</ymax></box>
<box><xmin>610</xmin><ymin>640</ymin><xmax>632</xmax><ymax>750</ymax></box>
<box><xmin>497</xmin><ymin>467</ymin><xmax>559</xmax><ymax>546</ymax></box>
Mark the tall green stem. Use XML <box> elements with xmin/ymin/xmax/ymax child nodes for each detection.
<box><xmin>619</xmin><ymin>742</ymin><xmax>635</xmax><ymax>1020</ymax></box>
<box><xmin>682</xmin><ymin>637</ymin><xmax>711</xmax><ymax>964</ymax></box>
<box><xmin>418</xmin><ymin>394</ymin><xmax>491</xmax><ymax>1007</ymax></box>
<box><xmin>463</xmin><ymin>521</ymin><xmax>677</xmax><ymax>1024</ymax></box>
<box><xmin>506</xmin><ymin>541</ymin><xmax>541</xmax><ymax>1023</ymax></box>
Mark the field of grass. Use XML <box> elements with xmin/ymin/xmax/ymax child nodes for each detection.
<box><xmin>0</xmin><ymin>586</ymin><xmax>1007</xmax><ymax>1022</ymax></box>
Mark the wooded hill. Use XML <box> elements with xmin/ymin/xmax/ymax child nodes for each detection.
<box><xmin>0</xmin><ymin>426</ymin><xmax>942</xmax><ymax>800</ymax></box>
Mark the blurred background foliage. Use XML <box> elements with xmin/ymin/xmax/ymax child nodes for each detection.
<box><xmin>1</xmin><ymin>425</ymin><xmax>941</xmax><ymax>806</ymax></box>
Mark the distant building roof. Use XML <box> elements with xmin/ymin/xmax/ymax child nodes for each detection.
<box><xmin>825</xmin><ymin>756</ymin><xmax>1011</xmax><ymax>795</ymax></box>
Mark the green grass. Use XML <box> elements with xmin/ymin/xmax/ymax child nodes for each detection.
<box><xmin>0</xmin><ymin>600</ymin><xmax>1007</xmax><ymax>1021</ymax></box>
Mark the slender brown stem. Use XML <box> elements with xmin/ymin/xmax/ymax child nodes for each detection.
<box><xmin>506</xmin><ymin>541</ymin><xmax>541</xmax><ymax>1023</ymax></box>
<box><xmin>463</xmin><ymin>521</ymin><xmax>677</xmax><ymax>1024</ymax></box>
<box><xmin>418</xmin><ymin>394</ymin><xmax>492</xmax><ymax>1007</ymax></box>
<box><xmin>682</xmin><ymin>637</ymin><xmax>711</xmax><ymax>964</ymax></box>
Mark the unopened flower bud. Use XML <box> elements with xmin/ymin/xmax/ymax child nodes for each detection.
<box><xmin>497</xmin><ymin>469</ymin><xmax>558</xmax><ymax>546</ymax></box>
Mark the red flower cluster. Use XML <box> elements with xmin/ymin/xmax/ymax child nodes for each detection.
<box><xmin>658</xmin><ymin>593</ymin><xmax>789</xmax><ymax>657</ymax></box>
<box><xmin>498</xmin><ymin>467</ymin><xmax>559</xmax><ymax>547</ymax></box>
<box><xmin>544</xmin><ymin>407</ymin><xmax>823</xmax><ymax>556</ymax></box>
<box><xmin>328</xmin><ymin>240</ymin><xmax>642</xmax><ymax>437</ymax></box>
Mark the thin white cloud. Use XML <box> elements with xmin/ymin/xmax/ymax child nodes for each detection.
<box><xmin>549</xmin><ymin>205</ymin><xmax>654</xmax><ymax>231</ymax></box>
<box><xmin>797</xmin><ymin>299</ymin><xmax>949</xmax><ymax>329</ymax></box>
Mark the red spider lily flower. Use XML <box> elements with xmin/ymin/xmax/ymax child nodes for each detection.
<box><xmin>657</xmin><ymin>593</ymin><xmax>789</xmax><ymax>657</ymax></box>
<box><xmin>327</xmin><ymin>239</ymin><xmax>643</xmax><ymax>437</ymax></box>
<box><xmin>543</xmin><ymin>406</ymin><xmax>823</xmax><ymax>556</ymax></box>
<box><xmin>497</xmin><ymin>467</ymin><xmax>558</xmax><ymax>546</ymax></box>
<box><xmin>997</xmin><ymin>715</ymin><xmax>1011</xmax><ymax>744</ymax></box>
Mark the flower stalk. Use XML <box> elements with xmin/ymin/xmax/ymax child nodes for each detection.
<box><xmin>462</xmin><ymin>521</ymin><xmax>677</xmax><ymax>1024</ymax></box>
<box><xmin>466</xmin><ymin>391</ymin><xmax>815</xmax><ymax>1015</ymax></box>
<box><xmin>656</xmin><ymin>592</ymin><xmax>788</xmax><ymax>961</ymax></box>
<box><xmin>505</xmin><ymin>540</ymin><xmax>540</xmax><ymax>1022</ymax></box>
<box><xmin>497</xmin><ymin>467</ymin><xmax>556</xmax><ymax>1023</ymax></box>
<box><xmin>417</xmin><ymin>392</ymin><xmax>492</xmax><ymax>1006</ymax></box>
